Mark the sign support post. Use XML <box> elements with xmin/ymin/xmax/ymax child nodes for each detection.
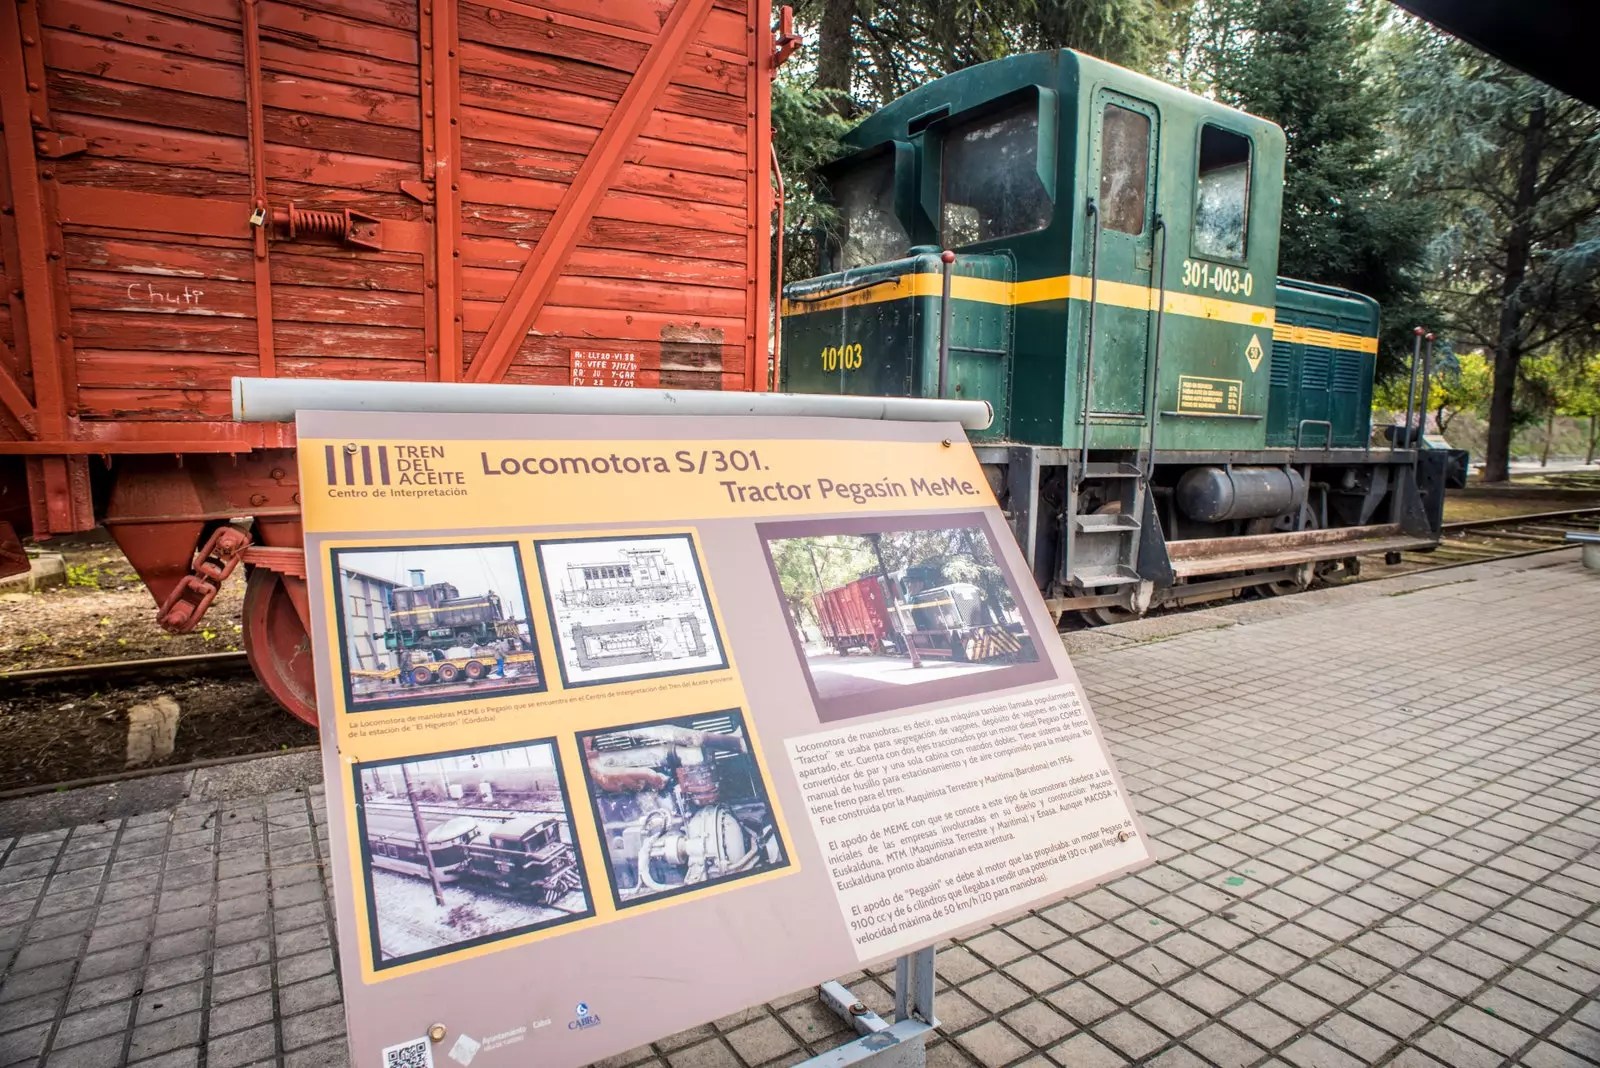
<box><xmin>810</xmin><ymin>944</ymin><xmax>937</xmax><ymax>1067</ymax></box>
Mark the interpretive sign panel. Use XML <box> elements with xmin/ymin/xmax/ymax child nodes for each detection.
<box><xmin>297</xmin><ymin>411</ymin><xmax>1150</xmax><ymax>1068</ymax></box>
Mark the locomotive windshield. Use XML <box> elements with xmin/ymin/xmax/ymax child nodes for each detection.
<box><xmin>831</xmin><ymin>153</ymin><xmax>908</xmax><ymax>269</ymax></box>
<box><xmin>1194</xmin><ymin>124</ymin><xmax>1252</xmax><ymax>260</ymax></box>
<box><xmin>940</xmin><ymin>100</ymin><xmax>1053</xmax><ymax>247</ymax></box>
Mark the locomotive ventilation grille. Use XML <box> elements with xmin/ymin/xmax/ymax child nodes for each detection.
<box><xmin>1269</xmin><ymin>341</ymin><xmax>1293</xmax><ymax>389</ymax></box>
<box><xmin>1300</xmin><ymin>349</ymin><xmax>1332</xmax><ymax>391</ymax></box>
<box><xmin>1332</xmin><ymin>352</ymin><xmax>1365</xmax><ymax>394</ymax></box>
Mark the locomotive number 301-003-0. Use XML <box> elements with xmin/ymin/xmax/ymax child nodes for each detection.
<box><xmin>1181</xmin><ymin>260</ymin><xmax>1254</xmax><ymax>297</ymax></box>
<box><xmin>821</xmin><ymin>344</ymin><xmax>865</xmax><ymax>371</ymax></box>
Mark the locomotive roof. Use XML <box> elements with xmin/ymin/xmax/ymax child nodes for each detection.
<box><xmin>843</xmin><ymin>48</ymin><xmax>1283</xmax><ymax>157</ymax></box>
<box><xmin>491</xmin><ymin>815</ymin><xmax>560</xmax><ymax>840</ymax></box>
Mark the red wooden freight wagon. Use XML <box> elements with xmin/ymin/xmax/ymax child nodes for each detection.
<box><xmin>0</xmin><ymin>0</ymin><xmax>787</xmax><ymax>723</ymax></box>
<box><xmin>812</xmin><ymin>576</ymin><xmax>895</xmax><ymax>656</ymax></box>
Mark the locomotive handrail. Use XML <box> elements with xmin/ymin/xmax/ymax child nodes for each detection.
<box><xmin>1295</xmin><ymin>419</ymin><xmax>1334</xmax><ymax>450</ymax></box>
<box><xmin>232</xmin><ymin>378</ymin><xmax>995</xmax><ymax>430</ymax></box>
<box><xmin>1078</xmin><ymin>198</ymin><xmax>1103</xmax><ymax>483</ymax></box>
<box><xmin>1140</xmin><ymin>215</ymin><xmax>1169</xmax><ymax>481</ymax></box>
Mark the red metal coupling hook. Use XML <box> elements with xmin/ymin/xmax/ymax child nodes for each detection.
<box><xmin>266</xmin><ymin>201</ymin><xmax>384</xmax><ymax>250</ymax></box>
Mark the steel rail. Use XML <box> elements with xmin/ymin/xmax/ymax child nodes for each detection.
<box><xmin>0</xmin><ymin>651</ymin><xmax>252</xmax><ymax>688</ymax></box>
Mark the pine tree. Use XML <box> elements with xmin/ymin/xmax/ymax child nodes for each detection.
<box><xmin>1389</xmin><ymin>27</ymin><xmax>1600</xmax><ymax>482</ymax></box>
<box><xmin>1203</xmin><ymin>0</ymin><xmax>1433</xmax><ymax>379</ymax></box>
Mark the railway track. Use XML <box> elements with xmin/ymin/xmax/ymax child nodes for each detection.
<box><xmin>6</xmin><ymin>507</ymin><xmax>1597</xmax><ymax>699</ymax></box>
<box><xmin>1380</xmin><ymin>506</ymin><xmax>1600</xmax><ymax>572</ymax></box>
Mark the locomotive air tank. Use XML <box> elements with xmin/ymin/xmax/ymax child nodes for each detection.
<box><xmin>1175</xmin><ymin>467</ymin><xmax>1309</xmax><ymax>523</ymax></box>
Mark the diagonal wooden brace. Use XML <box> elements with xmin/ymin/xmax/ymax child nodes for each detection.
<box><xmin>464</xmin><ymin>0</ymin><xmax>717</xmax><ymax>384</ymax></box>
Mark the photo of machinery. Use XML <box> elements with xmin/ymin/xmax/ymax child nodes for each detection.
<box><xmin>332</xmin><ymin>542</ymin><xmax>545</xmax><ymax>711</ymax></box>
<box><xmin>576</xmin><ymin>709</ymin><xmax>789</xmax><ymax>908</ymax></box>
<box><xmin>354</xmin><ymin>740</ymin><xmax>592</xmax><ymax>970</ymax></box>
<box><xmin>761</xmin><ymin>516</ymin><xmax>1050</xmax><ymax>719</ymax></box>
<box><xmin>536</xmin><ymin>534</ymin><xmax>728</xmax><ymax>687</ymax></box>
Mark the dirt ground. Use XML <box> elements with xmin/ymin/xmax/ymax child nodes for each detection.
<box><xmin>0</xmin><ymin>530</ymin><xmax>316</xmax><ymax>793</ymax></box>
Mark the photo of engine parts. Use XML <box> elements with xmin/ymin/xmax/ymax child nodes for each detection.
<box><xmin>577</xmin><ymin>709</ymin><xmax>789</xmax><ymax>907</ymax></box>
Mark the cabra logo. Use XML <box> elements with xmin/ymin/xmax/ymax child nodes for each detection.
<box><xmin>322</xmin><ymin>444</ymin><xmax>467</xmax><ymax>491</ymax></box>
<box><xmin>568</xmin><ymin>1003</ymin><xmax>601</xmax><ymax>1031</ymax></box>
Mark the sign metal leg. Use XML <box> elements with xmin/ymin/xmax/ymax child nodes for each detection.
<box><xmin>800</xmin><ymin>946</ymin><xmax>938</xmax><ymax>1067</ymax></box>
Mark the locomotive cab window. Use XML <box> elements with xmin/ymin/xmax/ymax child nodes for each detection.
<box><xmin>830</xmin><ymin>154</ymin><xmax>909</xmax><ymax>270</ymax></box>
<box><xmin>1193</xmin><ymin>125</ymin><xmax>1251</xmax><ymax>260</ymax></box>
<box><xmin>941</xmin><ymin>101</ymin><xmax>1053</xmax><ymax>247</ymax></box>
<box><xmin>1099</xmin><ymin>104</ymin><xmax>1151</xmax><ymax>235</ymax></box>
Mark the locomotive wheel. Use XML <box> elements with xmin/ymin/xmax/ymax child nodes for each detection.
<box><xmin>465</xmin><ymin>660</ymin><xmax>486</xmax><ymax>679</ymax></box>
<box><xmin>410</xmin><ymin>666</ymin><xmax>434</xmax><ymax>685</ymax></box>
<box><xmin>438</xmin><ymin>662</ymin><xmax>461</xmax><ymax>683</ymax></box>
<box><xmin>242</xmin><ymin>568</ymin><xmax>318</xmax><ymax>726</ymax></box>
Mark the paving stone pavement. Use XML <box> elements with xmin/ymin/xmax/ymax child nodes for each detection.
<box><xmin>1</xmin><ymin>553</ymin><xmax>1597</xmax><ymax>1068</ymax></box>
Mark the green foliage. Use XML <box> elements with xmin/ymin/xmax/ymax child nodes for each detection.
<box><xmin>1385</xmin><ymin>23</ymin><xmax>1600</xmax><ymax>479</ymax></box>
<box><xmin>1374</xmin><ymin>348</ymin><xmax>1492</xmax><ymax>433</ymax></box>
<box><xmin>772</xmin><ymin>74</ymin><xmax>852</xmax><ymax>283</ymax></box>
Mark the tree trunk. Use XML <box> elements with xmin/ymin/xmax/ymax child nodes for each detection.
<box><xmin>1483</xmin><ymin>99</ymin><xmax>1548</xmax><ymax>484</ymax></box>
<box><xmin>1589</xmin><ymin>414</ymin><xmax>1597</xmax><ymax>464</ymax></box>
<box><xmin>816</xmin><ymin>0</ymin><xmax>855</xmax><ymax>114</ymax></box>
<box><xmin>1541</xmin><ymin>410</ymin><xmax>1553</xmax><ymax>466</ymax></box>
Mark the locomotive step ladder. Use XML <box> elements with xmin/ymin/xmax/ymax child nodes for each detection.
<box><xmin>1063</xmin><ymin>458</ymin><xmax>1150</xmax><ymax>594</ymax></box>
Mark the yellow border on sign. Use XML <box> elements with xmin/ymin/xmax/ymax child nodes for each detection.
<box><xmin>318</xmin><ymin>528</ymin><xmax>800</xmax><ymax>985</ymax></box>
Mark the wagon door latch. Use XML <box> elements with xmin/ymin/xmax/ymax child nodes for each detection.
<box><xmin>262</xmin><ymin>201</ymin><xmax>384</xmax><ymax>251</ymax></box>
<box><xmin>157</xmin><ymin>526</ymin><xmax>253</xmax><ymax>633</ymax></box>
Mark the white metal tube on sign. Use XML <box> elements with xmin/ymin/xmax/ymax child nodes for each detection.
<box><xmin>231</xmin><ymin>378</ymin><xmax>994</xmax><ymax>430</ymax></box>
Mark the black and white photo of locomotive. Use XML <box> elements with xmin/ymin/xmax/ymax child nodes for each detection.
<box><xmin>355</xmin><ymin>742</ymin><xmax>592</xmax><ymax>969</ymax></box>
<box><xmin>536</xmin><ymin>534</ymin><xmax>728</xmax><ymax>687</ymax></box>
<box><xmin>577</xmin><ymin>709</ymin><xmax>788</xmax><ymax>907</ymax></box>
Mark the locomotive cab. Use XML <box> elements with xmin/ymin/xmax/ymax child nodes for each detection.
<box><xmin>782</xmin><ymin>49</ymin><xmax>1452</xmax><ymax>622</ymax></box>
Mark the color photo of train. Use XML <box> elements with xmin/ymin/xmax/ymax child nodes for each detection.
<box><xmin>333</xmin><ymin>542</ymin><xmax>546</xmax><ymax>711</ymax></box>
<box><xmin>761</xmin><ymin>516</ymin><xmax>1054</xmax><ymax>721</ymax></box>
<box><xmin>354</xmin><ymin>741</ymin><xmax>593</xmax><ymax>971</ymax></box>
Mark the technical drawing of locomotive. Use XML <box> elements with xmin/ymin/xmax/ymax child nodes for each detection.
<box><xmin>561</xmin><ymin>548</ymin><xmax>699</xmax><ymax>609</ymax></box>
<box><xmin>364</xmin><ymin>808</ymin><xmax>582</xmax><ymax>907</ymax></box>
<box><xmin>571</xmin><ymin>616</ymin><xmax>709</xmax><ymax>671</ymax></box>
<box><xmin>583</xmin><ymin>715</ymin><xmax>785</xmax><ymax>901</ymax></box>
<box><xmin>383</xmin><ymin>570</ymin><xmax>523</xmax><ymax>653</ymax></box>
<box><xmin>813</xmin><ymin>566</ymin><xmax>1032</xmax><ymax>663</ymax></box>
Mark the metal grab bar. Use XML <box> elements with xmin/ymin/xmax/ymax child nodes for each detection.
<box><xmin>936</xmin><ymin>250</ymin><xmax>955</xmax><ymax>398</ymax></box>
<box><xmin>1296</xmin><ymin>419</ymin><xmax>1334</xmax><ymax>450</ymax></box>
<box><xmin>1399</xmin><ymin>326</ymin><xmax>1423</xmax><ymax>451</ymax></box>
<box><xmin>1140</xmin><ymin>215</ymin><xmax>1167</xmax><ymax>481</ymax></box>
<box><xmin>1078</xmin><ymin>199</ymin><xmax>1102</xmax><ymax>484</ymax></box>
<box><xmin>1414</xmin><ymin>332</ymin><xmax>1436</xmax><ymax>454</ymax></box>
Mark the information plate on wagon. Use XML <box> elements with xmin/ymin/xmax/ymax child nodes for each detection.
<box><xmin>297</xmin><ymin>410</ymin><xmax>1150</xmax><ymax>1068</ymax></box>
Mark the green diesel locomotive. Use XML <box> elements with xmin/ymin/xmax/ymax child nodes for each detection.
<box><xmin>782</xmin><ymin>49</ymin><xmax>1462</xmax><ymax>623</ymax></box>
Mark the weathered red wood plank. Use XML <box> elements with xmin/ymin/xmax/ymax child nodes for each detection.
<box><xmin>461</xmin><ymin>300</ymin><xmax>740</xmax><ymax>340</ymax></box>
<box><xmin>459</xmin><ymin>174</ymin><xmax>744</xmax><ymax>234</ymax></box>
<box><xmin>458</xmin><ymin>43</ymin><xmax>744</xmax><ymax>125</ymax></box>
<box><xmin>459</xmin><ymin>72</ymin><xmax>744</xmax><ymax>152</ymax></box>
<box><xmin>461</xmin><ymin>140</ymin><xmax>747</xmax><ymax>207</ymax></box>
<box><xmin>463</xmin><ymin>268</ymin><xmax>745</xmax><ymax>317</ymax></box>
<box><xmin>460</xmin><ymin>108</ymin><xmax>748</xmax><ymax>181</ymax></box>
<box><xmin>42</xmin><ymin>0</ymin><xmax>420</xmax><ymax>95</ymax></box>
<box><xmin>478</xmin><ymin>0</ymin><xmax>748</xmax><ymax>55</ymax></box>
<box><xmin>72</xmin><ymin>310</ymin><xmax>258</xmax><ymax>353</ymax></box>
<box><xmin>460</xmin><ymin>236</ymin><xmax>746</xmax><ymax>288</ymax></box>
<box><xmin>77</xmin><ymin>387</ymin><xmax>233</xmax><ymax>420</ymax></box>
<box><xmin>76</xmin><ymin>350</ymin><xmax>256</xmax><ymax>390</ymax></box>
<box><xmin>459</xmin><ymin>203</ymin><xmax>749</xmax><ymax>261</ymax></box>
<box><xmin>64</xmin><ymin>233</ymin><xmax>254</xmax><ymax>282</ymax></box>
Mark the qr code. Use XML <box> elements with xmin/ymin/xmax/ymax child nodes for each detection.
<box><xmin>381</xmin><ymin>1038</ymin><xmax>433</xmax><ymax>1068</ymax></box>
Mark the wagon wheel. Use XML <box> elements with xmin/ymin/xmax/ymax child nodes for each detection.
<box><xmin>411</xmin><ymin>666</ymin><xmax>434</xmax><ymax>685</ymax></box>
<box><xmin>242</xmin><ymin>568</ymin><xmax>318</xmax><ymax>726</ymax></box>
<box><xmin>465</xmin><ymin>660</ymin><xmax>486</xmax><ymax>679</ymax></box>
<box><xmin>438</xmin><ymin>662</ymin><xmax>461</xmax><ymax>683</ymax></box>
